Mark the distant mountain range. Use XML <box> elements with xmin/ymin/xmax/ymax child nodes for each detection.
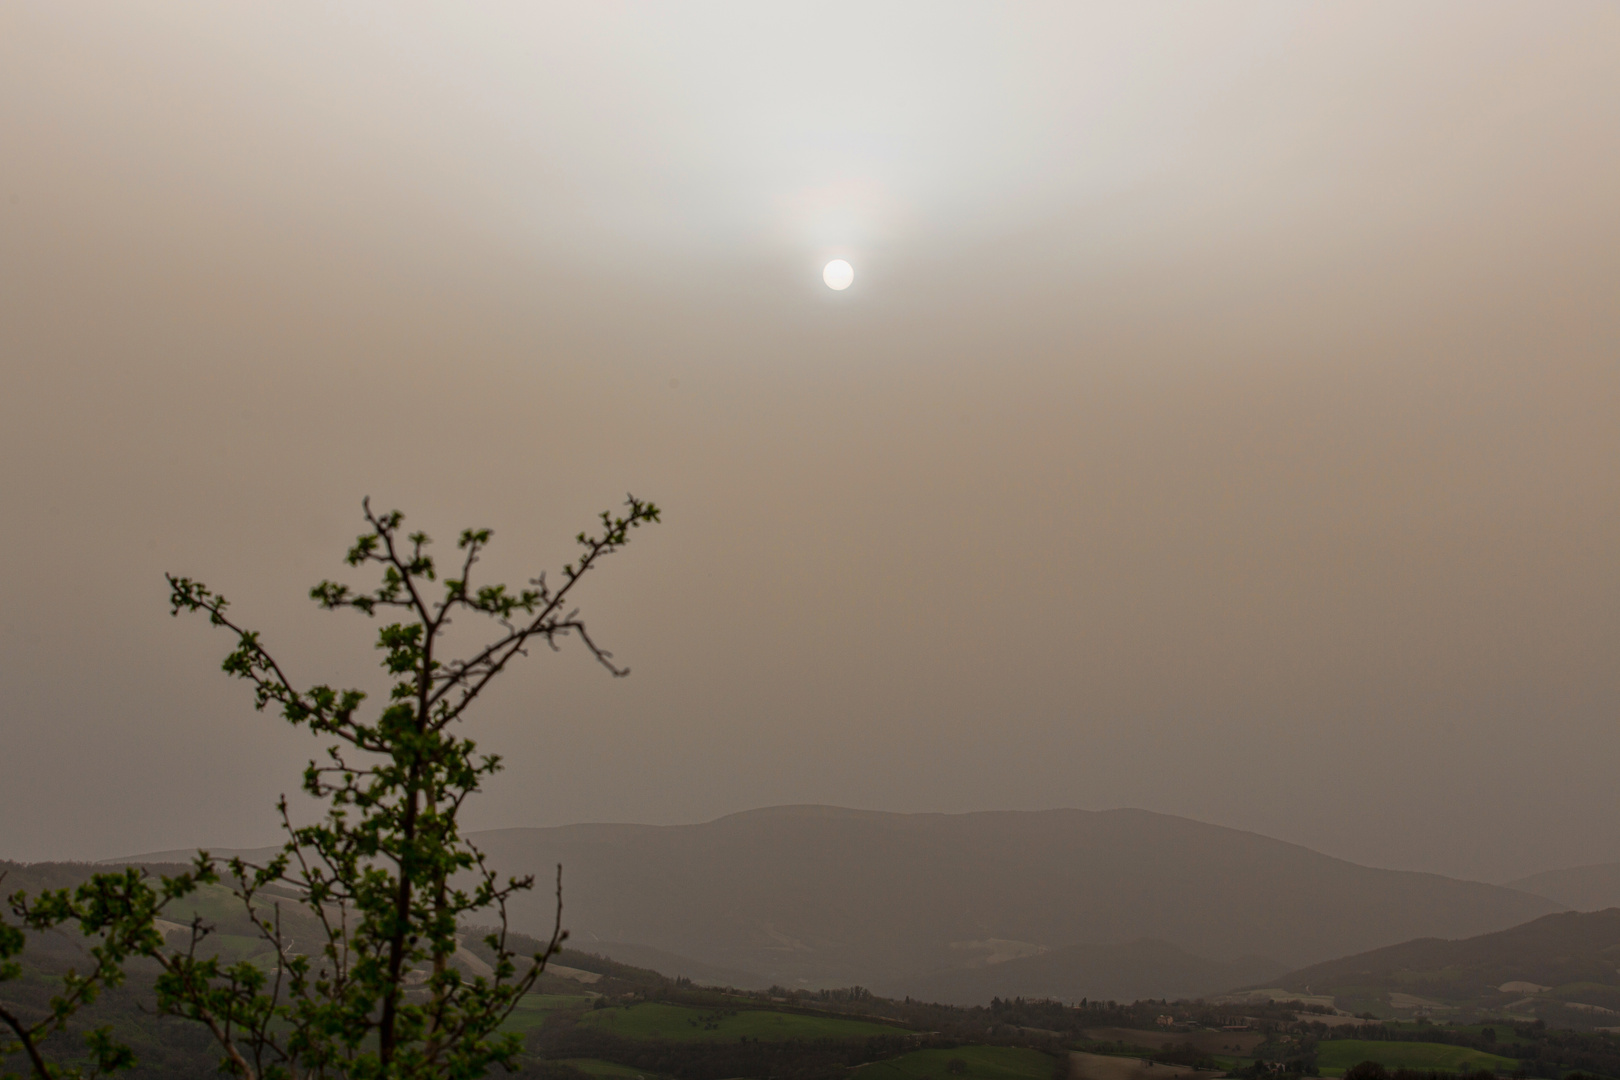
<box><xmin>460</xmin><ymin>806</ymin><xmax>1557</xmax><ymax>1001</ymax></box>
<box><xmin>1506</xmin><ymin>864</ymin><xmax>1620</xmax><ymax>912</ymax></box>
<box><xmin>116</xmin><ymin>806</ymin><xmax>1567</xmax><ymax>1003</ymax></box>
<box><xmin>1262</xmin><ymin>908</ymin><xmax>1620</xmax><ymax>1026</ymax></box>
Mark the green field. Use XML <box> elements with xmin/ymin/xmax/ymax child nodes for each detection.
<box><xmin>857</xmin><ymin>1046</ymin><xmax>1058</xmax><ymax>1080</ymax></box>
<box><xmin>576</xmin><ymin>1002</ymin><xmax>907</xmax><ymax>1042</ymax></box>
<box><xmin>1316</xmin><ymin>1040</ymin><xmax>1520</xmax><ymax>1076</ymax></box>
<box><xmin>559</xmin><ymin>1060</ymin><xmax>652</xmax><ymax>1079</ymax></box>
<box><xmin>198</xmin><ymin>932</ymin><xmax>282</xmax><ymax>966</ymax></box>
<box><xmin>500</xmin><ymin>994</ymin><xmax>595</xmax><ymax>1031</ymax></box>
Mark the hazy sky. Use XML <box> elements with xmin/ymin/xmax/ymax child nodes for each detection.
<box><xmin>2</xmin><ymin>3</ymin><xmax>1617</xmax><ymax>884</ymax></box>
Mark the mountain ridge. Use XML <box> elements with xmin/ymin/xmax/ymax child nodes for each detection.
<box><xmin>1264</xmin><ymin>907</ymin><xmax>1620</xmax><ymax>1023</ymax></box>
<box><xmin>107</xmin><ymin>805</ymin><xmax>1561</xmax><ymax>1003</ymax></box>
<box><xmin>466</xmin><ymin>805</ymin><xmax>1559</xmax><ymax>998</ymax></box>
<box><xmin>1506</xmin><ymin>863</ymin><xmax>1620</xmax><ymax>912</ymax></box>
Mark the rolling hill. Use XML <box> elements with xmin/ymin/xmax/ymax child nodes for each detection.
<box><xmin>1506</xmin><ymin>863</ymin><xmax>1620</xmax><ymax>912</ymax></box>
<box><xmin>897</xmin><ymin>938</ymin><xmax>1284</xmax><ymax>1006</ymax></box>
<box><xmin>1264</xmin><ymin>907</ymin><xmax>1620</xmax><ymax>1023</ymax></box>
<box><xmin>453</xmin><ymin>805</ymin><xmax>1557</xmax><ymax>1001</ymax></box>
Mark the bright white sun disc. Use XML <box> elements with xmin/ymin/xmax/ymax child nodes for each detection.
<box><xmin>823</xmin><ymin>259</ymin><xmax>854</xmax><ymax>291</ymax></box>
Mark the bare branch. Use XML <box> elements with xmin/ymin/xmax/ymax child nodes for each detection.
<box><xmin>0</xmin><ymin>1001</ymin><xmax>53</xmax><ymax>1080</ymax></box>
<box><xmin>153</xmin><ymin>495</ymin><xmax>658</xmax><ymax>1078</ymax></box>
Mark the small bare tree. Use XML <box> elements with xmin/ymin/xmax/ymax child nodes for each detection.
<box><xmin>3</xmin><ymin>495</ymin><xmax>658</xmax><ymax>1080</ymax></box>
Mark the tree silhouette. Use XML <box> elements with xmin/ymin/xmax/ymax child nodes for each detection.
<box><xmin>3</xmin><ymin>495</ymin><xmax>659</xmax><ymax>1080</ymax></box>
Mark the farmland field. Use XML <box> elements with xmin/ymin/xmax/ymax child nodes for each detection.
<box><xmin>500</xmin><ymin>994</ymin><xmax>595</xmax><ymax>1031</ymax></box>
<box><xmin>576</xmin><ymin>1002</ymin><xmax>907</xmax><ymax>1042</ymax></box>
<box><xmin>1316</xmin><ymin>1040</ymin><xmax>1519</xmax><ymax>1076</ymax></box>
<box><xmin>859</xmin><ymin>1045</ymin><xmax>1058</xmax><ymax>1080</ymax></box>
<box><xmin>559</xmin><ymin>1059</ymin><xmax>652</xmax><ymax>1079</ymax></box>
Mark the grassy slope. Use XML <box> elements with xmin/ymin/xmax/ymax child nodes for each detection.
<box><xmin>502</xmin><ymin>995</ymin><xmax>598</xmax><ymax>1032</ymax></box>
<box><xmin>858</xmin><ymin>1046</ymin><xmax>1057</xmax><ymax>1080</ymax></box>
<box><xmin>1316</xmin><ymin>1040</ymin><xmax>1520</xmax><ymax>1076</ymax></box>
<box><xmin>575</xmin><ymin>1002</ymin><xmax>906</xmax><ymax>1042</ymax></box>
<box><xmin>561</xmin><ymin>1060</ymin><xmax>651</xmax><ymax>1079</ymax></box>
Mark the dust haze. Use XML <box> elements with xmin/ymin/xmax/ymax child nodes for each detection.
<box><xmin>1</xmin><ymin>3</ymin><xmax>1617</xmax><ymax>883</ymax></box>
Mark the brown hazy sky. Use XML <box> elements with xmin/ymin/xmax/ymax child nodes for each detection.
<box><xmin>2</xmin><ymin>3</ymin><xmax>1617</xmax><ymax>883</ymax></box>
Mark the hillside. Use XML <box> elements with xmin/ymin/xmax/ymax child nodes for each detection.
<box><xmin>1507</xmin><ymin>863</ymin><xmax>1620</xmax><ymax>912</ymax></box>
<box><xmin>896</xmin><ymin>938</ymin><xmax>1283</xmax><ymax>1006</ymax></box>
<box><xmin>580</xmin><ymin>941</ymin><xmax>774</xmax><ymax>990</ymax></box>
<box><xmin>457</xmin><ymin>805</ymin><xmax>1556</xmax><ymax>1001</ymax></box>
<box><xmin>1266</xmin><ymin>908</ymin><xmax>1620</xmax><ymax>1023</ymax></box>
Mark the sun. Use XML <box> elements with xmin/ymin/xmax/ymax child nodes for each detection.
<box><xmin>822</xmin><ymin>259</ymin><xmax>854</xmax><ymax>291</ymax></box>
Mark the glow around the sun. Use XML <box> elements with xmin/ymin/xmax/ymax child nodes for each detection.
<box><xmin>823</xmin><ymin>259</ymin><xmax>854</xmax><ymax>291</ymax></box>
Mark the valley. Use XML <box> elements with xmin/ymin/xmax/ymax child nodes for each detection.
<box><xmin>12</xmin><ymin>810</ymin><xmax>1620</xmax><ymax>1080</ymax></box>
